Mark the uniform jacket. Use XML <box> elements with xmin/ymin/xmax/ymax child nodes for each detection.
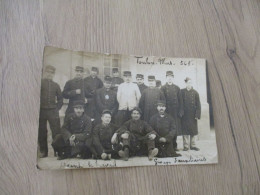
<box><xmin>117</xmin><ymin>82</ymin><xmax>141</xmax><ymax>111</ymax></box>
<box><xmin>61</xmin><ymin>113</ymin><xmax>92</xmax><ymax>143</ymax></box>
<box><xmin>181</xmin><ymin>88</ymin><xmax>201</xmax><ymax>135</ymax></box>
<box><xmin>161</xmin><ymin>83</ymin><xmax>184</xmax><ymax>135</ymax></box>
<box><xmin>139</xmin><ymin>87</ymin><xmax>165</xmax><ymax>122</ymax></box>
<box><xmin>95</xmin><ymin>87</ymin><xmax>118</xmax><ymax>115</ymax></box>
<box><xmin>149</xmin><ymin>113</ymin><xmax>176</xmax><ymax>143</ymax></box>
<box><xmin>40</xmin><ymin>79</ymin><xmax>63</xmax><ymax>110</ymax></box>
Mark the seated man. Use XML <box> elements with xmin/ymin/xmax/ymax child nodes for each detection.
<box><xmin>149</xmin><ymin>100</ymin><xmax>181</xmax><ymax>157</ymax></box>
<box><xmin>93</xmin><ymin>110</ymin><xmax>121</xmax><ymax>160</ymax></box>
<box><xmin>53</xmin><ymin>100</ymin><xmax>97</xmax><ymax>160</ymax></box>
<box><xmin>111</xmin><ymin>107</ymin><xmax>158</xmax><ymax>161</ymax></box>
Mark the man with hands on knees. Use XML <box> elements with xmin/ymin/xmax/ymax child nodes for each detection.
<box><xmin>111</xmin><ymin>107</ymin><xmax>158</xmax><ymax>161</ymax></box>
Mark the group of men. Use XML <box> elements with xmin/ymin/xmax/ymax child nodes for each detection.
<box><xmin>38</xmin><ymin>64</ymin><xmax>201</xmax><ymax>161</ymax></box>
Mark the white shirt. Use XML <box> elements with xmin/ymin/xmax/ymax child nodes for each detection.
<box><xmin>117</xmin><ymin>82</ymin><xmax>141</xmax><ymax>110</ymax></box>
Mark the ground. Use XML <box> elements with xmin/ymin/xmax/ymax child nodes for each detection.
<box><xmin>37</xmin><ymin>130</ymin><xmax>218</xmax><ymax>169</ymax></box>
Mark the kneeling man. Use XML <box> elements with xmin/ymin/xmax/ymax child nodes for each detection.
<box><xmin>111</xmin><ymin>107</ymin><xmax>158</xmax><ymax>161</ymax></box>
<box><xmin>149</xmin><ymin>100</ymin><xmax>181</xmax><ymax>157</ymax></box>
<box><xmin>93</xmin><ymin>110</ymin><xmax>121</xmax><ymax>160</ymax></box>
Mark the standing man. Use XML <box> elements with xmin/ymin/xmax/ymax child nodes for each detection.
<box><xmin>111</xmin><ymin>68</ymin><xmax>124</xmax><ymax>91</ymax></box>
<box><xmin>136</xmin><ymin>74</ymin><xmax>148</xmax><ymax>94</ymax></box>
<box><xmin>161</xmin><ymin>71</ymin><xmax>183</xmax><ymax>151</ymax></box>
<box><xmin>93</xmin><ymin>110</ymin><xmax>121</xmax><ymax>160</ymax></box>
<box><xmin>38</xmin><ymin>65</ymin><xmax>63</xmax><ymax>158</ymax></box>
<box><xmin>84</xmin><ymin>67</ymin><xmax>103</xmax><ymax>119</ymax></box>
<box><xmin>95</xmin><ymin>76</ymin><xmax>118</xmax><ymax>124</ymax></box>
<box><xmin>111</xmin><ymin>107</ymin><xmax>158</xmax><ymax>161</ymax></box>
<box><xmin>62</xmin><ymin>66</ymin><xmax>87</xmax><ymax>117</ymax></box>
<box><xmin>149</xmin><ymin>100</ymin><xmax>181</xmax><ymax>157</ymax></box>
<box><xmin>181</xmin><ymin>77</ymin><xmax>201</xmax><ymax>151</ymax></box>
<box><xmin>156</xmin><ymin>80</ymin><xmax>162</xmax><ymax>89</ymax></box>
<box><xmin>116</xmin><ymin>71</ymin><xmax>141</xmax><ymax>126</ymax></box>
<box><xmin>139</xmin><ymin>76</ymin><xmax>165</xmax><ymax>122</ymax></box>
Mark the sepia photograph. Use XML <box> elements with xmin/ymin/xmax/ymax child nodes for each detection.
<box><xmin>37</xmin><ymin>46</ymin><xmax>218</xmax><ymax>169</ymax></box>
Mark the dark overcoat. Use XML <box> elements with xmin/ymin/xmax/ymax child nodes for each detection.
<box><xmin>139</xmin><ymin>87</ymin><xmax>165</xmax><ymax>122</ymax></box>
<box><xmin>161</xmin><ymin>83</ymin><xmax>184</xmax><ymax>135</ymax></box>
<box><xmin>137</xmin><ymin>83</ymin><xmax>148</xmax><ymax>94</ymax></box>
<box><xmin>181</xmin><ymin>88</ymin><xmax>201</xmax><ymax>136</ymax></box>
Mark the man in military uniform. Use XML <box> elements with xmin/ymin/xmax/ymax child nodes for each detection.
<box><xmin>136</xmin><ymin>74</ymin><xmax>148</xmax><ymax>94</ymax></box>
<box><xmin>84</xmin><ymin>67</ymin><xmax>103</xmax><ymax>119</ymax></box>
<box><xmin>93</xmin><ymin>110</ymin><xmax>121</xmax><ymax>160</ymax></box>
<box><xmin>38</xmin><ymin>65</ymin><xmax>63</xmax><ymax>158</ymax></box>
<box><xmin>55</xmin><ymin>100</ymin><xmax>96</xmax><ymax>160</ymax></box>
<box><xmin>95</xmin><ymin>76</ymin><xmax>118</xmax><ymax>124</ymax></box>
<box><xmin>111</xmin><ymin>107</ymin><xmax>158</xmax><ymax>161</ymax></box>
<box><xmin>62</xmin><ymin>66</ymin><xmax>87</xmax><ymax>117</ymax></box>
<box><xmin>161</xmin><ymin>71</ymin><xmax>183</xmax><ymax>151</ymax></box>
<box><xmin>156</xmin><ymin>80</ymin><xmax>162</xmax><ymax>89</ymax></box>
<box><xmin>111</xmin><ymin>68</ymin><xmax>124</xmax><ymax>91</ymax></box>
<box><xmin>181</xmin><ymin>77</ymin><xmax>201</xmax><ymax>151</ymax></box>
<box><xmin>149</xmin><ymin>100</ymin><xmax>181</xmax><ymax>157</ymax></box>
<box><xmin>139</xmin><ymin>76</ymin><xmax>165</xmax><ymax>122</ymax></box>
<box><xmin>116</xmin><ymin>71</ymin><xmax>141</xmax><ymax>126</ymax></box>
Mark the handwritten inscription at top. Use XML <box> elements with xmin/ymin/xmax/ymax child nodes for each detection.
<box><xmin>135</xmin><ymin>56</ymin><xmax>195</xmax><ymax>66</ymax></box>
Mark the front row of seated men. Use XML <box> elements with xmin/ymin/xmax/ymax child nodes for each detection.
<box><xmin>52</xmin><ymin>99</ymin><xmax>179</xmax><ymax>161</ymax></box>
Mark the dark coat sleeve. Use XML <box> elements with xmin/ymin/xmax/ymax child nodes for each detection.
<box><xmin>92</xmin><ymin>125</ymin><xmax>104</xmax><ymax>152</ymax></box>
<box><xmin>61</xmin><ymin>117</ymin><xmax>72</xmax><ymax>142</ymax></box>
<box><xmin>195</xmin><ymin>91</ymin><xmax>201</xmax><ymax>119</ymax></box>
<box><xmin>56</xmin><ymin>83</ymin><xmax>63</xmax><ymax>110</ymax></box>
<box><xmin>95</xmin><ymin>89</ymin><xmax>105</xmax><ymax>113</ymax></box>
<box><xmin>143</xmin><ymin>121</ymin><xmax>156</xmax><ymax>135</ymax></box>
<box><xmin>98</xmin><ymin>78</ymin><xmax>104</xmax><ymax>89</ymax></box>
<box><xmin>178</xmin><ymin>88</ymin><xmax>184</xmax><ymax>117</ymax></box>
<box><xmin>62</xmin><ymin>81</ymin><xmax>77</xmax><ymax>99</ymax></box>
<box><xmin>139</xmin><ymin>91</ymin><xmax>145</xmax><ymax>112</ymax></box>
<box><xmin>75</xmin><ymin>116</ymin><xmax>92</xmax><ymax>141</ymax></box>
<box><xmin>165</xmin><ymin>118</ymin><xmax>176</xmax><ymax>142</ymax></box>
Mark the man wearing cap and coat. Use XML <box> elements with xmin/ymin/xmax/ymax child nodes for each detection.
<box><xmin>95</xmin><ymin>76</ymin><xmax>118</xmax><ymax>124</ymax></box>
<box><xmin>136</xmin><ymin>74</ymin><xmax>148</xmax><ymax>94</ymax></box>
<box><xmin>116</xmin><ymin>71</ymin><xmax>141</xmax><ymax>126</ymax></box>
<box><xmin>62</xmin><ymin>66</ymin><xmax>88</xmax><ymax>116</ymax></box>
<box><xmin>161</xmin><ymin>71</ymin><xmax>184</xmax><ymax>150</ymax></box>
<box><xmin>149</xmin><ymin>100</ymin><xmax>181</xmax><ymax>157</ymax></box>
<box><xmin>111</xmin><ymin>107</ymin><xmax>158</xmax><ymax>161</ymax></box>
<box><xmin>53</xmin><ymin>100</ymin><xmax>97</xmax><ymax>159</ymax></box>
<box><xmin>111</xmin><ymin>68</ymin><xmax>124</xmax><ymax>92</ymax></box>
<box><xmin>84</xmin><ymin>67</ymin><xmax>103</xmax><ymax>119</ymax></box>
<box><xmin>139</xmin><ymin>76</ymin><xmax>165</xmax><ymax>122</ymax></box>
<box><xmin>181</xmin><ymin>77</ymin><xmax>201</xmax><ymax>151</ymax></box>
<box><xmin>38</xmin><ymin>65</ymin><xmax>63</xmax><ymax>158</ymax></box>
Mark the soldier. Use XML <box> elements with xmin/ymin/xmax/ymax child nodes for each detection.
<box><xmin>111</xmin><ymin>68</ymin><xmax>124</xmax><ymax>91</ymax></box>
<box><xmin>95</xmin><ymin>76</ymin><xmax>118</xmax><ymax>124</ymax></box>
<box><xmin>62</xmin><ymin>66</ymin><xmax>87</xmax><ymax>116</ymax></box>
<box><xmin>156</xmin><ymin>80</ymin><xmax>162</xmax><ymax>89</ymax></box>
<box><xmin>93</xmin><ymin>110</ymin><xmax>121</xmax><ymax>160</ymax></box>
<box><xmin>181</xmin><ymin>77</ymin><xmax>201</xmax><ymax>151</ymax></box>
<box><xmin>161</xmin><ymin>71</ymin><xmax>184</xmax><ymax>151</ymax></box>
<box><xmin>111</xmin><ymin>107</ymin><xmax>158</xmax><ymax>161</ymax></box>
<box><xmin>38</xmin><ymin>65</ymin><xmax>63</xmax><ymax>158</ymax></box>
<box><xmin>136</xmin><ymin>74</ymin><xmax>148</xmax><ymax>94</ymax></box>
<box><xmin>84</xmin><ymin>67</ymin><xmax>103</xmax><ymax>119</ymax></box>
<box><xmin>139</xmin><ymin>76</ymin><xmax>165</xmax><ymax>122</ymax></box>
<box><xmin>149</xmin><ymin>100</ymin><xmax>181</xmax><ymax>157</ymax></box>
<box><xmin>116</xmin><ymin>71</ymin><xmax>141</xmax><ymax>126</ymax></box>
<box><xmin>55</xmin><ymin>100</ymin><xmax>96</xmax><ymax>160</ymax></box>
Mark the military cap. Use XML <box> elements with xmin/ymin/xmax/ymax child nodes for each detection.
<box><xmin>112</xmin><ymin>68</ymin><xmax>119</xmax><ymax>73</ymax></box>
<box><xmin>73</xmin><ymin>100</ymin><xmax>85</xmax><ymax>108</ymax></box>
<box><xmin>184</xmin><ymin>77</ymin><xmax>192</xmax><ymax>82</ymax></box>
<box><xmin>148</xmin><ymin>75</ymin><xmax>156</xmax><ymax>81</ymax></box>
<box><xmin>166</xmin><ymin>71</ymin><xmax>174</xmax><ymax>77</ymax></box>
<box><xmin>102</xmin><ymin>109</ymin><xmax>112</xmax><ymax>116</ymax></box>
<box><xmin>156</xmin><ymin>80</ymin><xmax>161</xmax><ymax>87</ymax></box>
<box><xmin>75</xmin><ymin>66</ymin><xmax>84</xmax><ymax>72</ymax></box>
<box><xmin>91</xmin><ymin>67</ymin><xmax>99</xmax><ymax>73</ymax></box>
<box><xmin>45</xmin><ymin>65</ymin><xmax>56</xmax><ymax>73</ymax></box>
<box><xmin>131</xmin><ymin>107</ymin><xmax>142</xmax><ymax>114</ymax></box>
<box><xmin>104</xmin><ymin>75</ymin><xmax>112</xmax><ymax>82</ymax></box>
<box><xmin>157</xmin><ymin>100</ymin><xmax>166</xmax><ymax>106</ymax></box>
<box><xmin>136</xmin><ymin>74</ymin><xmax>144</xmax><ymax>79</ymax></box>
<box><xmin>123</xmin><ymin>71</ymin><xmax>132</xmax><ymax>76</ymax></box>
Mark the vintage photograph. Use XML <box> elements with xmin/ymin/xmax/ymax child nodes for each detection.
<box><xmin>37</xmin><ymin>46</ymin><xmax>218</xmax><ymax>169</ymax></box>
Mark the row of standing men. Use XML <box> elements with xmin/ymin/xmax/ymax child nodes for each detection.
<box><xmin>38</xmin><ymin>65</ymin><xmax>201</xmax><ymax>160</ymax></box>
